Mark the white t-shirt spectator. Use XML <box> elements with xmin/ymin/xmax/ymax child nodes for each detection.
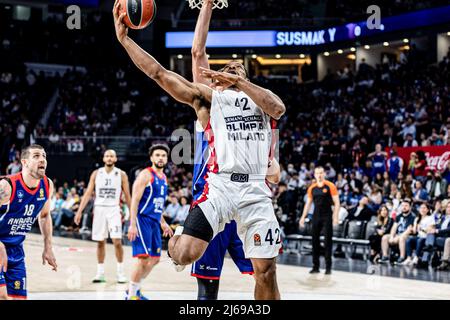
<box><xmin>16</xmin><ymin>123</ymin><xmax>26</xmax><ymax>140</ymax></box>
<box><xmin>417</xmin><ymin>215</ymin><xmax>435</xmax><ymax>238</ymax></box>
<box><xmin>6</xmin><ymin>162</ymin><xmax>21</xmax><ymax>175</ymax></box>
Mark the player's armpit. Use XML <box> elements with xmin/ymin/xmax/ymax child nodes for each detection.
<box><xmin>0</xmin><ymin>179</ymin><xmax>12</xmax><ymax>206</ymax></box>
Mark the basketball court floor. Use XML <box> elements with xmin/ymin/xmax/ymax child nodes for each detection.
<box><xmin>22</xmin><ymin>234</ymin><xmax>450</xmax><ymax>300</ymax></box>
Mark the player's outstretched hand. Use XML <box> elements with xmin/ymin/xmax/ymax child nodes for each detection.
<box><xmin>42</xmin><ymin>248</ymin><xmax>57</xmax><ymax>272</ymax></box>
<box><xmin>0</xmin><ymin>242</ymin><xmax>8</xmax><ymax>273</ymax></box>
<box><xmin>200</xmin><ymin>67</ymin><xmax>240</xmax><ymax>91</ymax></box>
<box><xmin>162</xmin><ymin>223</ymin><xmax>174</xmax><ymax>238</ymax></box>
<box><xmin>128</xmin><ymin>223</ymin><xmax>138</xmax><ymax>242</ymax></box>
<box><xmin>113</xmin><ymin>0</ymin><xmax>128</xmax><ymax>44</ymax></box>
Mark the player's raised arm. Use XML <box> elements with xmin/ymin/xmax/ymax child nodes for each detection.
<box><xmin>192</xmin><ymin>0</ymin><xmax>214</xmax><ymax>85</ymax></box>
<box><xmin>113</xmin><ymin>1</ymin><xmax>212</xmax><ymax>110</ymax></box>
<box><xmin>128</xmin><ymin>170</ymin><xmax>150</xmax><ymax>242</ymax></box>
<box><xmin>200</xmin><ymin>68</ymin><xmax>286</xmax><ymax>120</ymax></box>
<box><xmin>0</xmin><ymin>179</ymin><xmax>12</xmax><ymax>207</ymax></box>
<box><xmin>74</xmin><ymin>170</ymin><xmax>97</xmax><ymax>225</ymax></box>
<box><xmin>38</xmin><ymin>179</ymin><xmax>57</xmax><ymax>271</ymax></box>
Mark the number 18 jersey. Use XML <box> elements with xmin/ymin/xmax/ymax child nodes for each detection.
<box><xmin>0</xmin><ymin>173</ymin><xmax>50</xmax><ymax>247</ymax></box>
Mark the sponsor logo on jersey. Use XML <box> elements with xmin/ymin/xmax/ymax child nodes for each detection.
<box><xmin>17</xmin><ymin>190</ymin><xmax>24</xmax><ymax>199</ymax></box>
<box><xmin>37</xmin><ymin>188</ymin><xmax>46</xmax><ymax>201</ymax></box>
<box><xmin>199</xmin><ymin>265</ymin><xmax>205</xmax><ymax>270</ymax></box>
<box><xmin>254</xmin><ymin>233</ymin><xmax>261</xmax><ymax>246</ymax></box>
<box><xmin>206</xmin><ymin>266</ymin><xmax>218</xmax><ymax>271</ymax></box>
<box><xmin>322</xmin><ymin>188</ymin><xmax>328</xmax><ymax>193</ymax></box>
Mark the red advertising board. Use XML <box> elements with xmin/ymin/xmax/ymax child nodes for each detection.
<box><xmin>394</xmin><ymin>146</ymin><xmax>450</xmax><ymax>172</ymax></box>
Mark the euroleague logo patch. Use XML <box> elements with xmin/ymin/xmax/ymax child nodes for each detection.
<box><xmin>254</xmin><ymin>233</ymin><xmax>261</xmax><ymax>246</ymax></box>
<box><xmin>14</xmin><ymin>281</ymin><xmax>21</xmax><ymax>290</ymax></box>
<box><xmin>322</xmin><ymin>188</ymin><xmax>328</xmax><ymax>193</ymax></box>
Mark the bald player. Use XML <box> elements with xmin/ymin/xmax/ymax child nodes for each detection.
<box><xmin>75</xmin><ymin>150</ymin><xmax>131</xmax><ymax>283</ymax></box>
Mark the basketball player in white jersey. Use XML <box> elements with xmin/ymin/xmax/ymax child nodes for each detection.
<box><xmin>114</xmin><ymin>2</ymin><xmax>285</xmax><ymax>299</ymax></box>
<box><xmin>74</xmin><ymin>149</ymin><xmax>131</xmax><ymax>283</ymax></box>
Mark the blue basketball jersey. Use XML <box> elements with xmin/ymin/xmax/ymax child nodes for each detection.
<box><xmin>0</xmin><ymin>173</ymin><xmax>50</xmax><ymax>247</ymax></box>
<box><xmin>193</xmin><ymin>122</ymin><xmax>210</xmax><ymax>201</ymax></box>
<box><xmin>137</xmin><ymin>168</ymin><xmax>168</xmax><ymax>222</ymax></box>
<box><xmin>372</xmin><ymin>153</ymin><xmax>386</xmax><ymax>171</ymax></box>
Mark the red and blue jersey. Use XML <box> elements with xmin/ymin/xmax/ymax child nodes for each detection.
<box><xmin>0</xmin><ymin>173</ymin><xmax>50</xmax><ymax>247</ymax></box>
<box><xmin>137</xmin><ymin>168</ymin><xmax>168</xmax><ymax>222</ymax></box>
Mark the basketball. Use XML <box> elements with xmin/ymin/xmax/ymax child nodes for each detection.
<box><xmin>119</xmin><ymin>0</ymin><xmax>157</xmax><ymax>30</ymax></box>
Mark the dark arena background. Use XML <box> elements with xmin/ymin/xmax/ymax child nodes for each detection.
<box><xmin>0</xmin><ymin>0</ymin><xmax>450</xmax><ymax>304</ymax></box>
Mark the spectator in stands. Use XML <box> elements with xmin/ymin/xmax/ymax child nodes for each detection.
<box><xmin>347</xmin><ymin>196</ymin><xmax>373</xmax><ymax>221</ymax></box>
<box><xmin>368</xmin><ymin>185</ymin><xmax>383</xmax><ymax>210</ymax></box>
<box><xmin>402</xmin><ymin>203</ymin><xmax>434</xmax><ymax>265</ymax></box>
<box><xmin>163</xmin><ymin>193</ymin><xmax>181</xmax><ymax>225</ymax></box>
<box><xmin>380</xmin><ymin>200</ymin><xmax>416</xmax><ymax>264</ymax></box>
<box><xmin>387</xmin><ymin>151</ymin><xmax>403</xmax><ymax>182</ymax></box>
<box><xmin>369</xmin><ymin>205</ymin><xmax>393</xmax><ymax>263</ymax></box>
<box><xmin>172</xmin><ymin>196</ymin><xmax>190</xmax><ymax>225</ymax></box>
<box><xmin>368</xmin><ymin>144</ymin><xmax>388</xmax><ymax>178</ymax></box>
<box><xmin>53</xmin><ymin>191</ymin><xmax>79</xmax><ymax>230</ymax></box>
<box><xmin>424</xmin><ymin>201</ymin><xmax>450</xmax><ymax>257</ymax></box>
<box><xmin>429</xmin><ymin>171</ymin><xmax>448</xmax><ymax>200</ymax></box>
<box><xmin>412</xmin><ymin>180</ymin><xmax>429</xmax><ymax>205</ymax></box>
<box><xmin>437</xmin><ymin>237</ymin><xmax>450</xmax><ymax>271</ymax></box>
<box><xmin>6</xmin><ymin>158</ymin><xmax>21</xmax><ymax>175</ymax></box>
<box><xmin>413</xmin><ymin>151</ymin><xmax>428</xmax><ymax>182</ymax></box>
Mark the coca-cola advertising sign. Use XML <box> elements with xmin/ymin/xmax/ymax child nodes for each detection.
<box><xmin>394</xmin><ymin>146</ymin><xmax>450</xmax><ymax>172</ymax></box>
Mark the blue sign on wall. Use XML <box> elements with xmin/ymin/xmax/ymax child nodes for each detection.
<box><xmin>166</xmin><ymin>5</ymin><xmax>450</xmax><ymax>49</ymax></box>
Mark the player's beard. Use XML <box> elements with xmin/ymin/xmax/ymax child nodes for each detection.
<box><xmin>105</xmin><ymin>163</ymin><xmax>114</xmax><ymax>168</ymax></box>
<box><xmin>155</xmin><ymin>162</ymin><xmax>165</xmax><ymax>169</ymax></box>
<box><xmin>31</xmin><ymin>168</ymin><xmax>45</xmax><ymax>179</ymax></box>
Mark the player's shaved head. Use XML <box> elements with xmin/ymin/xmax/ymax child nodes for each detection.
<box><xmin>104</xmin><ymin>149</ymin><xmax>117</xmax><ymax>157</ymax></box>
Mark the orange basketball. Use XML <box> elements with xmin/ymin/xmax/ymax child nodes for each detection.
<box><xmin>119</xmin><ymin>0</ymin><xmax>157</xmax><ymax>30</ymax></box>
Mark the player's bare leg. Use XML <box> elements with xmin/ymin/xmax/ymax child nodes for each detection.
<box><xmin>127</xmin><ymin>256</ymin><xmax>160</xmax><ymax>299</ymax></box>
<box><xmin>0</xmin><ymin>286</ymin><xmax>11</xmax><ymax>300</ymax></box>
<box><xmin>112</xmin><ymin>238</ymin><xmax>126</xmax><ymax>283</ymax></box>
<box><xmin>168</xmin><ymin>234</ymin><xmax>209</xmax><ymax>266</ymax></box>
<box><xmin>251</xmin><ymin>258</ymin><xmax>280</xmax><ymax>300</ymax></box>
<box><xmin>92</xmin><ymin>240</ymin><xmax>106</xmax><ymax>283</ymax></box>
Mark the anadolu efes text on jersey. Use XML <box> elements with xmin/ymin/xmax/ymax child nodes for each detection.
<box><xmin>0</xmin><ymin>173</ymin><xmax>50</xmax><ymax>246</ymax></box>
<box><xmin>206</xmin><ymin>90</ymin><xmax>277</xmax><ymax>176</ymax></box>
<box><xmin>138</xmin><ymin>168</ymin><xmax>168</xmax><ymax>222</ymax></box>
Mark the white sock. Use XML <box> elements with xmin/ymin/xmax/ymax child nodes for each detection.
<box><xmin>128</xmin><ymin>281</ymin><xmax>140</xmax><ymax>297</ymax></box>
<box><xmin>117</xmin><ymin>262</ymin><xmax>124</xmax><ymax>274</ymax></box>
<box><xmin>174</xmin><ymin>226</ymin><xmax>184</xmax><ymax>236</ymax></box>
<box><xmin>97</xmin><ymin>264</ymin><xmax>105</xmax><ymax>275</ymax></box>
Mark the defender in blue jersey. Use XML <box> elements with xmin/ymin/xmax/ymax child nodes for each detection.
<box><xmin>0</xmin><ymin>144</ymin><xmax>57</xmax><ymax>299</ymax></box>
<box><xmin>186</xmin><ymin>0</ymin><xmax>281</xmax><ymax>300</ymax></box>
<box><xmin>125</xmin><ymin>144</ymin><xmax>173</xmax><ymax>300</ymax></box>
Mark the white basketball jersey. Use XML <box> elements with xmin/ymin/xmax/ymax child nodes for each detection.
<box><xmin>207</xmin><ymin>89</ymin><xmax>274</xmax><ymax>176</ymax></box>
<box><xmin>94</xmin><ymin>167</ymin><xmax>122</xmax><ymax>207</ymax></box>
